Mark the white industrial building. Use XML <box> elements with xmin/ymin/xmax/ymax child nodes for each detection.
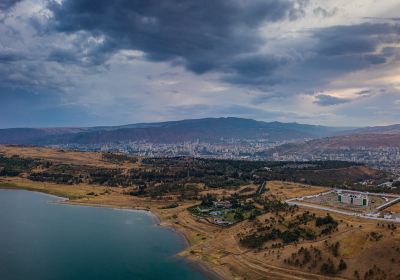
<box><xmin>337</xmin><ymin>191</ymin><xmax>369</xmax><ymax>206</ymax></box>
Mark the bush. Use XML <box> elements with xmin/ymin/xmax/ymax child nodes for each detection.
<box><xmin>316</xmin><ymin>214</ymin><xmax>337</xmax><ymax>227</ymax></box>
<box><xmin>240</xmin><ymin>234</ymin><xmax>266</xmax><ymax>249</ymax></box>
<box><xmin>338</xmin><ymin>259</ymin><xmax>347</xmax><ymax>271</ymax></box>
<box><xmin>320</xmin><ymin>258</ymin><xmax>336</xmax><ymax>275</ymax></box>
<box><xmin>161</xmin><ymin>203</ymin><xmax>179</xmax><ymax>209</ymax></box>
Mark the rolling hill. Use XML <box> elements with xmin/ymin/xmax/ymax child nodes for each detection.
<box><xmin>264</xmin><ymin>133</ymin><xmax>400</xmax><ymax>163</ymax></box>
<box><xmin>345</xmin><ymin>124</ymin><xmax>400</xmax><ymax>135</ymax></box>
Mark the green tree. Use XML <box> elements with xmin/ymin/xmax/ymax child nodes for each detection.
<box><xmin>338</xmin><ymin>259</ymin><xmax>347</xmax><ymax>271</ymax></box>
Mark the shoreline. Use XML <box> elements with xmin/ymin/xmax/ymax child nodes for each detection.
<box><xmin>0</xmin><ymin>187</ymin><xmax>225</xmax><ymax>280</ymax></box>
<box><xmin>63</xmin><ymin>200</ymin><xmax>224</xmax><ymax>280</ymax></box>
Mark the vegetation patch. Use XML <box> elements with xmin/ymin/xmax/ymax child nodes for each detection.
<box><xmin>239</xmin><ymin>213</ymin><xmax>339</xmax><ymax>249</ymax></box>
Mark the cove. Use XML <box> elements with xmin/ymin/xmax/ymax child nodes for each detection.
<box><xmin>0</xmin><ymin>189</ymin><xmax>209</xmax><ymax>280</ymax></box>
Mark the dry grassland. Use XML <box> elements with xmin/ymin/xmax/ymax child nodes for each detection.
<box><xmin>1</xmin><ymin>146</ymin><xmax>400</xmax><ymax>280</ymax></box>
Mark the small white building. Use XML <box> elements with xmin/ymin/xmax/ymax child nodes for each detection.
<box><xmin>337</xmin><ymin>191</ymin><xmax>368</xmax><ymax>206</ymax></box>
<box><xmin>213</xmin><ymin>200</ymin><xmax>232</xmax><ymax>208</ymax></box>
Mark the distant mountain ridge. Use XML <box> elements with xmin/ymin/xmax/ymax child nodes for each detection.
<box><xmin>0</xmin><ymin>127</ymin><xmax>86</xmax><ymax>145</ymax></box>
<box><xmin>269</xmin><ymin>133</ymin><xmax>400</xmax><ymax>155</ymax></box>
<box><xmin>0</xmin><ymin>117</ymin><xmax>399</xmax><ymax>147</ymax></box>
<box><xmin>345</xmin><ymin>124</ymin><xmax>400</xmax><ymax>135</ymax></box>
<box><xmin>0</xmin><ymin>117</ymin><xmax>348</xmax><ymax>145</ymax></box>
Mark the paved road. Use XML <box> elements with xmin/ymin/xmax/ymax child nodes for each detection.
<box><xmin>376</xmin><ymin>197</ymin><xmax>400</xmax><ymax>211</ymax></box>
<box><xmin>286</xmin><ymin>191</ymin><xmax>400</xmax><ymax>223</ymax></box>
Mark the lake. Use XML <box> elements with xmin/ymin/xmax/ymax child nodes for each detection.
<box><xmin>0</xmin><ymin>189</ymin><xmax>210</xmax><ymax>280</ymax></box>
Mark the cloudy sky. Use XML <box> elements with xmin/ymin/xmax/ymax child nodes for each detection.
<box><xmin>1</xmin><ymin>0</ymin><xmax>400</xmax><ymax>128</ymax></box>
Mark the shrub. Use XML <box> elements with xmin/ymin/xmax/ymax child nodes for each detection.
<box><xmin>338</xmin><ymin>259</ymin><xmax>347</xmax><ymax>271</ymax></box>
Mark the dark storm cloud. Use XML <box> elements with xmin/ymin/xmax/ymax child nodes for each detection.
<box><xmin>0</xmin><ymin>0</ymin><xmax>21</xmax><ymax>11</ymax></box>
<box><xmin>46</xmin><ymin>0</ymin><xmax>307</xmax><ymax>84</ymax></box>
<box><xmin>313</xmin><ymin>94</ymin><xmax>351</xmax><ymax>106</ymax></box>
<box><xmin>228</xmin><ymin>55</ymin><xmax>282</xmax><ymax>78</ymax></box>
<box><xmin>313</xmin><ymin>23</ymin><xmax>400</xmax><ymax>56</ymax></box>
<box><xmin>286</xmin><ymin>22</ymin><xmax>400</xmax><ymax>91</ymax></box>
<box><xmin>7</xmin><ymin>1</ymin><xmax>399</xmax><ymax>94</ymax></box>
<box><xmin>47</xmin><ymin>49</ymin><xmax>80</xmax><ymax>64</ymax></box>
<box><xmin>0</xmin><ymin>51</ymin><xmax>25</xmax><ymax>63</ymax></box>
<box><xmin>44</xmin><ymin>0</ymin><xmax>400</xmax><ymax>91</ymax></box>
<box><xmin>222</xmin><ymin>55</ymin><xmax>284</xmax><ymax>87</ymax></box>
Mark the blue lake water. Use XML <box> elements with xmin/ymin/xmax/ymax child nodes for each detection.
<box><xmin>0</xmin><ymin>189</ymin><xmax>209</xmax><ymax>280</ymax></box>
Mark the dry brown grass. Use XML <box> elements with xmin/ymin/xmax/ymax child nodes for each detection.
<box><xmin>0</xmin><ymin>145</ymin><xmax>138</xmax><ymax>169</ymax></box>
<box><xmin>266</xmin><ymin>181</ymin><xmax>329</xmax><ymax>200</ymax></box>
<box><xmin>0</xmin><ymin>177</ymin><xmax>112</xmax><ymax>199</ymax></box>
<box><xmin>386</xmin><ymin>202</ymin><xmax>400</xmax><ymax>213</ymax></box>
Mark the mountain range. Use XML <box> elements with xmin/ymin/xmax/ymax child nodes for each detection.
<box><xmin>0</xmin><ymin>117</ymin><xmax>348</xmax><ymax>145</ymax></box>
<box><xmin>0</xmin><ymin>117</ymin><xmax>399</xmax><ymax>150</ymax></box>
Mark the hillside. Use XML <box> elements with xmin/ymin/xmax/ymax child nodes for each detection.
<box><xmin>0</xmin><ymin>117</ymin><xmax>345</xmax><ymax>145</ymax></box>
<box><xmin>271</xmin><ymin>134</ymin><xmax>400</xmax><ymax>154</ymax></box>
<box><xmin>0</xmin><ymin>127</ymin><xmax>86</xmax><ymax>145</ymax></box>
<box><xmin>346</xmin><ymin>124</ymin><xmax>400</xmax><ymax>135</ymax></box>
<box><xmin>265</xmin><ymin>134</ymin><xmax>400</xmax><ymax>170</ymax></box>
